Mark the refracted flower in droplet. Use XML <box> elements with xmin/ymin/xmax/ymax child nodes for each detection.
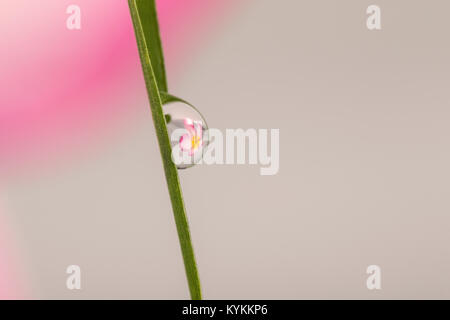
<box><xmin>163</xmin><ymin>99</ymin><xmax>209</xmax><ymax>169</ymax></box>
<box><xmin>179</xmin><ymin>118</ymin><xmax>203</xmax><ymax>156</ymax></box>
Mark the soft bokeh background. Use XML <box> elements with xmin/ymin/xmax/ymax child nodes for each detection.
<box><xmin>1</xmin><ymin>0</ymin><xmax>450</xmax><ymax>299</ymax></box>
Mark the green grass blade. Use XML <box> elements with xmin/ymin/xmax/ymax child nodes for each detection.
<box><xmin>133</xmin><ymin>0</ymin><xmax>168</xmax><ymax>92</ymax></box>
<box><xmin>128</xmin><ymin>0</ymin><xmax>202</xmax><ymax>300</ymax></box>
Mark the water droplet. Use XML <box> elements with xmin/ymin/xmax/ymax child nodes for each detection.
<box><xmin>163</xmin><ymin>100</ymin><xmax>209</xmax><ymax>169</ymax></box>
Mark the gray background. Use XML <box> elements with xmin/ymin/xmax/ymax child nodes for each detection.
<box><xmin>5</xmin><ymin>0</ymin><xmax>450</xmax><ymax>299</ymax></box>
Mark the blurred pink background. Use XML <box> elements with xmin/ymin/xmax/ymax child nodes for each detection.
<box><xmin>0</xmin><ymin>0</ymin><xmax>238</xmax><ymax>299</ymax></box>
<box><xmin>3</xmin><ymin>0</ymin><xmax>450</xmax><ymax>300</ymax></box>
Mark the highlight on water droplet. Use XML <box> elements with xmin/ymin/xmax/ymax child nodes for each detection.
<box><xmin>163</xmin><ymin>99</ymin><xmax>209</xmax><ymax>169</ymax></box>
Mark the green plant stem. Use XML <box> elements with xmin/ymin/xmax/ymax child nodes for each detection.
<box><xmin>128</xmin><ymin>0</ymin><xmax>202</xmax><ymax>300</ymax></box>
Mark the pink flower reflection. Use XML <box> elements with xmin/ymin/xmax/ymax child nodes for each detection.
<box><xmin>179</xmin><ymin>118</ymin><xmax>203</xmax><ymax>156</ymax></box>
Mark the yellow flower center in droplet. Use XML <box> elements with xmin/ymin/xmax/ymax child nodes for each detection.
<box><xmin>191</xmin><ymin>135</ymin><xmax>202</xmax><ymax>151</ymax></box>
